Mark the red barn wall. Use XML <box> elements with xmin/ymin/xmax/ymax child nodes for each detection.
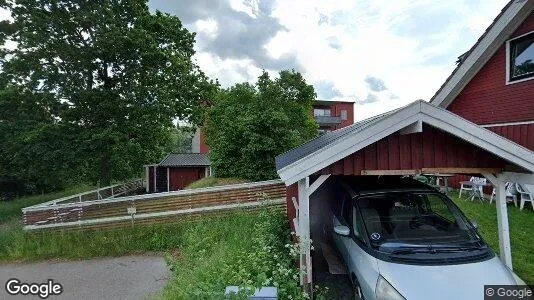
<box><xmin>285</xmin><ymin>183</ymin><xmax>299</xmax><ymax>234</ymax></box>
<box><xmin>319</xmin><ymin>125</ymin><xmax>507</xmax><ymax>175</ymax></box>
<box><xmin>448</xmin><ymin>12</ymin><xmax>534</xmax><ymax>131</ymax></box>
<box><xmin>486</xmin><ymin>123</ymin><xmax>534</xmax><ymax>150</ymax></box>
<box><xmin>169</xmin><ymin>167</ymin><xmax>206</xmax><ymax>191</ymax></box>
<box><xmin>332</xmin><ymin>102</ymin><xmax>355</xmax><ymax>129</ymax></box>
<box><xmin>199</xmin><ymin>130</ymin><xmax>210</xmax><ymax>154</ymax></box>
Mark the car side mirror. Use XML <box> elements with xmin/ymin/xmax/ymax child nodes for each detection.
<box><xmin>334</xmin><ymin>225</ymin><xmax>350</xmax><ymax>236</ymax></box>
<box><xmin>470</xmin><ymin>220</ymin><xmax>479</xmax><ymax>229</ymax></box>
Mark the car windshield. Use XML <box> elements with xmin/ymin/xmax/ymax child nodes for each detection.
<box><xmin>356</xmin><ymin>192</ymin><xmax>480</xmax><ymax>250</ymax></box>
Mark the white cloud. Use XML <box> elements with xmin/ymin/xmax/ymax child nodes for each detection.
<box><xmin>194</xmin><ymin>18</ymin><xmax>218</xmax><ymax>38</ymax></box>
<box><xmin>150</xmin><ymin>0</ymin><xmax>508</xmax><ymax>120</ymax></box>
<box><xmin>262</xmin><ymin>0</ymin><xmax>509</xmax><ymax>120</ymax></box>
<box><xmin>194</xmin><ymin>52</ymin><xmax>263</xmax><ymax>88</ymax></box>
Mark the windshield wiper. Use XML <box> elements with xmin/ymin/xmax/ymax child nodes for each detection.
<box><xmin>390</xmin><ymin>247</ymin><xmax>436</xmax><ymax>255</ymax></box>
<box><xmin>390</xmin><ymin>245</ymin><xmax>481</xmax><ymax>255</ymax></box>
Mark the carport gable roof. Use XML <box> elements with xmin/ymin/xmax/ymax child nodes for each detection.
<box><xmin>275</xmin><ymin>100</ymin><xmax>534</xmax><ymax>185</ymax></box>
<box><xmin>158</xmin><ymin>153</ymin><xmax>211</xmax><ymax>167</ymax></box>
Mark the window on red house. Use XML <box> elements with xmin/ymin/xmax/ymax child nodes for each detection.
<box><xmin>509</xmin><ymin>31</ymin><xmax>534</xmax><ymax>82</ymax></box>
<box><xmin>313</xmin><ymin>108</ymin><xmax>331</xmax><ymax>117</ymax></box>
<box><xmin>341</xmin><ymin>110</ymin><xmax>347</xmax><ymax>120</ymax></box>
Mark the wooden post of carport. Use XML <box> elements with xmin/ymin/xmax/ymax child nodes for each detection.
<box><xmin>484</xmin><ymin>171</ymin><xmax>534</xmax><ymax>270</ymax></box>
<box><xmin>297</xmin><ymin>174</ymin><xmax>330</xmax><ymax>295</ymax></box>
<box><xmin>482</xmin><ymin>173</ymin><xmax>512</xmax><ymax>269</ymax></box>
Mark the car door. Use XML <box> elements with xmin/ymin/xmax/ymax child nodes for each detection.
<box><xmin>336</xmin><ymin>192</ymin><xmax>365</xmax><ymax>276</ymax></box>
<box><xmin>332</xmin><ymin>193</ymin><xmax>349</xmax><ymax>260</ymax></box>
<box><xmin>348</xmin><ymin>201</ymin><xmax>380</xmax><ymax>299</ymax></box>
<box><xmin>333</xmin><ymin>193</ymin><xmax>379</xmax><ymax>298</ymax></box>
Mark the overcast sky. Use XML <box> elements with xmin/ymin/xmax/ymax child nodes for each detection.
<box><xmin>149</xmin><ymin>0</ymin><xmax>508</xmax><ymax>120</ymax></box>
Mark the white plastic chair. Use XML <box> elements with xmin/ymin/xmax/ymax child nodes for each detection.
<box><xmin>459</xmin><ymin>177</ymin><xmax>485</xmax><ymax>199</ymax></box>
<box><xmin>516</xmin><ymin>183</ymin><xmax>534</xmax><ymax>211</ymax></box>
<box><xmin>490</xmin><ymin>182</ymin><xmax>517</xmax><ymax>207</ymax></box>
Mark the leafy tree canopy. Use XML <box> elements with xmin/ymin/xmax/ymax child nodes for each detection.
<box><xmin>0</xmin><ymin>0</ymin><xmax>217</xmax><ymax>189</ymax></box>
<box><xmin>204</xmin><ymin>70</ymin><xmax>318</xmax><ymax>181</ymax></box>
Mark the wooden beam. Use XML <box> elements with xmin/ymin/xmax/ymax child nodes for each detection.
<box><xmin>167</xmin><ymin>167</ymin><xmax>170</xmax><ymax>192</ymax></box>
<box><xmin>482</xmin><ymin>173</ymin><xmax>498</xmax><ymax>186</ymax></box>
<box><xmin>400</xmin><ymin>120</ymin><xmax>423</xmax><ymax>135</ymax></box>
<box><xmin>361</xmin><ymin>169</ymin><xmax>420</xmax><ymax>176</ymax></box>
<box><xmin>145</xmin><ymin>166</ymin><xmax>150</xmax><ymax>193</ymax></box>
<box><xmin>495</xmin><ymin>176</ymin><xmax>513</xmax><ymax>269</ymax></box>
<box><xmin>360</xmin><ymin>168</ymin><xmax>503</xmax><ymax>176</ymax></box>
<box><xmin>297</xmin><ymin>177</ymin><xmax>312</xmax><ymax>292</ymax></box>
<box><xmin>308</xmin><ymin>174</ymin><xmax>330</xmax><ymax>195</ymax></box>
<box><xmin>421</xmin><ymin>167</ymin><xmax>501</xmax><ymax>174</ymax></box>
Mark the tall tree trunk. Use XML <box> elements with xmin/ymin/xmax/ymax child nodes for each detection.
<box><xmin>99</xmin><ymin>151</ymin><xmax>111</xmax><ymax>186</ymax></box>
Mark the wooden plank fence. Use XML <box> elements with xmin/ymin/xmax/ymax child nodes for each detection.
<box><xmin>22</xmin><ymin>180</ymin><xmax>287</xmax><ymax>231</ymax></box>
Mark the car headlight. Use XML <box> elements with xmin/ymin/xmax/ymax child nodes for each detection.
<box><xmin>376</xmin><ymin>275</ymin><xmax>406</xmax><ymax>300</ymax></box>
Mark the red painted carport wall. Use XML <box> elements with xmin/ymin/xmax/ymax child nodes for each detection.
<box><xmin>319</xmin><ymin>125</ymin><xmax>506</xmax><ymax>175</ymax></box>
<box><xmin>284</xmin><ymin>124</ymin><xmax>509</xmax><ymax>227</ymax></box>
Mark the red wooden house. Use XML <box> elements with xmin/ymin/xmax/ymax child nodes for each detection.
<box><xmin>430</xmin><ymin>0</ymin><xmax>534</xmax><ymax>188</ymax></box>
<box><xmin>312</xmin><ymin>100</ymin><xmax>355</xmax><ymax>133</ymax></box>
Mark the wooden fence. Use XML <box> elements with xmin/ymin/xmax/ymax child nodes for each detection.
<box><xmin>22</xmin><ymin>180</ymin><xmax>286</xmax><ymax>231</ymax></box>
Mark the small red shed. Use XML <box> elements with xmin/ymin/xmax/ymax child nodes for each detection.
<box><xmin>145</xmin><ymin>153</ymin><xmax>211</xmax><ymax>193</ymax></box>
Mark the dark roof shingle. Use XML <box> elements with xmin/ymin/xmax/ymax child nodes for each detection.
<box><xmin>275</xmin><ymin>107</ymin><xmax>401</xmax><ymax>170</ymax></box>
<box><xmin>158</xmin><ymin>153</ymin><xmax>211</xmax><ymax>167</ymax></box>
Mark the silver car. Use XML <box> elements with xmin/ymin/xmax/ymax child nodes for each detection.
<box><xmin>330</xmin><ymin>177</ymin><xmax>523</xmax><ymax>300</ymax></box>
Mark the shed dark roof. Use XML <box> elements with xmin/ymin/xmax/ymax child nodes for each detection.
<box><xmin>158</xmin><ymin>153</ymin><xmax>210</xmax><ymax>167</ymax></box>
<box><xmin>275</xmin><ymin>107</ymin><xmax>401</xmax><ymax>170</ymax></box>
<box><xmin>314</xmin><ymin>99</ymin><xmax>355</xmax><ymax>106</ymax></box>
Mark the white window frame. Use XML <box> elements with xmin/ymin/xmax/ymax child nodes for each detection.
<box><xmin>340</xmin><ymin>110</ymin><xmax>348</xmax><ymax>120</ymax></box>
<box><xmin>506</xmin><ymin>29</ymin><xmax>534</xmax><ymax>85</ymax></box>
<box><xmin>313</xmin><ymin>108</ymin><xmax>331</xmax><ymax>117</ymax></box>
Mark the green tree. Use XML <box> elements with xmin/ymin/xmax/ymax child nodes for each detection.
<box><xmin>0</xmin><ymin>88</ymin><xmax>81</xmax><ymax>192</ymax></box>
<box><xmin>0</xmin><ymin>0</ymin><xmax>216</xmax><ymax>186</ymax></box>
<box><xmin>204</xmin><ymin>70</ymin><xmax>318</xmax><ymax>181</ymax></box>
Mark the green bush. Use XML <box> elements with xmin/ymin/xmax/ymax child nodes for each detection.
<box><xmin>163</xmin><ymin>208</ymin><xmax>309</xmax><ymax>299</ymax></box>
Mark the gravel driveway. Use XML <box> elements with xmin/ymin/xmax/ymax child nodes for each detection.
<box><xmin>0</xmin><ymin>255</ymin><xmax>171</xmax><ymax>300</ymax></box>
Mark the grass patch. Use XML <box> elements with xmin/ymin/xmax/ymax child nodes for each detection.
<box><xmin>0</xmin><ymin>219</ymin><xmax>186</xmax><ymax>263</ymax></box>
<box><xmin>0</xmin><ymin>184</ymin><xmax>93</xmax><ymax>223</ymax></box>
<box><xmin>184</xmin><ymin>177</ymin><xmax>248</xmax><ymax>190</ymax></box>
<box><xmin>0</xmin><ymin>207</ymin><xmax>309</xmax><ymax>299</ymax></box>
<box><xmin>451</xmin><ymin>191</ymin><xmax>534</xmax><ymax>285</ymax></box>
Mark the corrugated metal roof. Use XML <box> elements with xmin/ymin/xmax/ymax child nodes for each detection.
<box><xmin>158</xmin><ymin>153</ymin><xmax>211</xmax><ymax>167</ymax></box>
<box><xmin>275</xmin><ymin>108</ymin><xmax>400</xmax><ymax>170</ymax></box>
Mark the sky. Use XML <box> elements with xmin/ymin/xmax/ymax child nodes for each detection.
<box><xmin>149</xmin><ymin>0</ymin><xmax>509</xmax><ymax>120</ymax></box>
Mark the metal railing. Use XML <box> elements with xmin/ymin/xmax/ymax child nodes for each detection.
<box><xmin>314</xmin><ymin>115</ymin><xmax>343</xmax><ymax>125</ymax></box>
<box><xmin>28</xmin><ymin>179</ymin><xmax>144</xmax><ymax>209</ymax></box>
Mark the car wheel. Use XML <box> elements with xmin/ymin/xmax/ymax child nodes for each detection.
<box><xmin>352</xmin><ymin>277</ymin><xmax>364</xmax><ymax>300</ymax></box>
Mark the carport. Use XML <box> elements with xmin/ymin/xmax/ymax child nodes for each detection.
<box><xmin>275</xmin><ymin>100</ymin><xmax>534</xmax><ymax>292</ymax></box>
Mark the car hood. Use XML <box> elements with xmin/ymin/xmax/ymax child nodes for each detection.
<box><xmin>377</xmin><ymin>257</ymin><xmax>516</xmax><ymax>300</ymax></box>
